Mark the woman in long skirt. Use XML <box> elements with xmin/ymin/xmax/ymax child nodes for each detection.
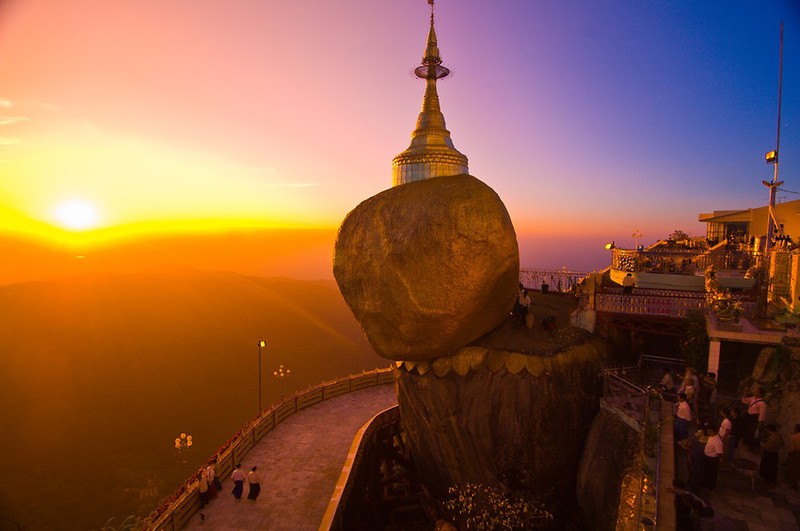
<box><xmin>231</xmin><ymin>463</ymin><xmax>245</xmax><ymax>500</ymax></box>
<box><xmin>247</xmin><ymin>465</ymin><xmax>262</xmax><ymax>500</ymax></box>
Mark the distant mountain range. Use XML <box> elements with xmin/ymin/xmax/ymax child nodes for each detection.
<box><xmin>0</xmin><ymin>228</ymin><xmax>339</xmax><ymax>286</ymax></box>
<box><xmin>0</xmin><ymin>270</ymin><xmax>383</xmax><ymax>530</ymax></box>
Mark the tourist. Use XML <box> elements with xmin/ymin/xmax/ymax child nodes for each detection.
<box><xmin>518</xmin><ymin>289</ymin><xmax>531</xmax><ymax>325</ymax></box>
<box><xmin>205</xmin><ymin>461</ymin><xmax>218</xmax><ymax>499</ymax></box>
<box><xmin>788</xmin><ymin>424</ymin><xmax>800</xmax><ymax>490</ymax></box>
<box><xmin>659</xmin><ymin>367</ymin><xmax>675</xmax><ymax>396</ymax></box>
<box><xmin>742</xmin><ymin>385</ymin><xmax>767</xmax><ymax>451</ymax></box>
<box><xmin>688</xmin><ymin>425</ymin><xmax>708</xmax><ymax>493</ymax></box>
<box><xmin>208</xmin><ymin>459</ymin><xmax>222</xmax><ymax>491</ymax></box>
<box><xmin>231</xmin><ymin>462</ymin><xmax>246</xmax><ymax>500</ymax></box>
<box><xmin>674</xmin><ymin>392</ymin><xmax>691</xmax><ymax>443</ymax></box>
<box><xmin>718</xmin><ymin>408</ymin><xmax>733</xmax><ymax>469</ymax></box>
<box><xmin>759</xmin><ymin>424</ymin><xmax>783</xmax><ymax>486</ymax></box>
<box><xmin>247</xmin><ymin>465</ymin><xmax>262</xmax><ymax>500</ymax></box>
<box><xmin>622</xmin><ymin>273</ymin><xmax>635</xmax><ymax>294</ymax></box>
<box><xmin>198</xmin><ymin>470</ymin><xmax>209</xmax><ymax>508</ymax></box>
<box><xmin>513</xmin><ymin>285</ymin><xmax>524</xmax><ymax>320</ymax></box>
<box><xmin>678</xmin><ymin>367</ymin><xmax>699</xmax><ymax>416</ymax></box>
<box><xmin>703</xmin><ymin>425</ymin><xmax>723</xmax><ymax>489</ymax></box>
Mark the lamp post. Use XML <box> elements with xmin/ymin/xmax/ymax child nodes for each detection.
<box><xmin>273</xmin><ymin>364</ymin><xmax>291</xmax><ymax>399</ymax></box>
<box><xmin>763</xmin><ymin>21</ymin><xmax>784</xmax><ymax>254</ymax></box>
<box><xmin>632</xmin><ymin>229</ymin><xmax>643</xmax><ymax>250</ymax></box>
<box><xmin>174</xmin><ymin>432</ymin><xmax>193</xmax><ymax>477</ymax></box>
<box><xmin>257</xmin><ymin>340</ymin><xmax>266</xmax><ymax>413</ymax></box>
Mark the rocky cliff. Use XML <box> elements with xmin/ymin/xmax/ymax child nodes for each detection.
<box><xmin>394</xmin><ymin>334</ymin><xmax>605</xmax><ymax>517</ymax></box>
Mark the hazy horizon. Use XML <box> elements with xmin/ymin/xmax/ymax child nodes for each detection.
<box><xmin>0</xmin><ymin>226</ymin><xmax>630</xmax><ymax>287</ymax></box>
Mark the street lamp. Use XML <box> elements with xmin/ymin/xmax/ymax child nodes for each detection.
<box><xmin>632</xmin><ymin>229</ymin><xmax>643</xmax><ymax>250</ymax></box>
<box><xmin>257</xmin><ymin>340</ymin><xmax>266</xmax><ymax>413</ymax></box>
<box><xmin>174</xmin><ymin>432</ymin><xmax>193</xmax><ymax>477</ymax></box>
<box><xmin>273</xmin><ymin>364</ymin><xmax>291</xmax><ymax>399</ymax></box>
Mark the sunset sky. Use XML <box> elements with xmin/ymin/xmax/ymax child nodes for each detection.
<box><xmin>0</xmin><ymin>0</ymin><xmax>798</xmax><ymax>272</ymax></box>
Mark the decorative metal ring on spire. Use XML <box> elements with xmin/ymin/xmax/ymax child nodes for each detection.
<box><xmin>415</xmin><ymin>0</ymin><xmax>449</xmax><ymax>79</ymax></box>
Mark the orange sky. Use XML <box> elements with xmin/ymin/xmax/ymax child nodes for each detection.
<box><xmin>0</xmin><ymin>0</ymin><xmax>797</xmax><ymax>276</ymax></box>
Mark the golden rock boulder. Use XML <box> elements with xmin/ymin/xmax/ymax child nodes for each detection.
<box><xmin>333</xmin><ymin>174</ymin><xmax>519</xmax><ymax>361</ymax></box>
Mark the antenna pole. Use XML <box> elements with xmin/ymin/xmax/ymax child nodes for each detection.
<box><xmin>765</xmin><ymin>21</ymin><xmax>784</xmax><ymax>253</ymax></box>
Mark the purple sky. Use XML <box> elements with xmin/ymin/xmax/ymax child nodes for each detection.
<box><xmin>0</xmin><ymin>0</ymin><xmax>797</xmax><ymax>271</ymax></box>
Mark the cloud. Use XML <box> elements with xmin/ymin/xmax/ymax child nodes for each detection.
<box><xmin>0</xmin><ymin>137</ymin><xmax>21</xmax><ymax>145</ymax></box>
<box><xmin>0</xmin><ymin>99</ymin><xmax>12</xmax><ymax>108</ymax></box>
<box><xmin>0</xmin><ymin>117</ymin><xmax>31</xmax><ymax>126</ymax></box>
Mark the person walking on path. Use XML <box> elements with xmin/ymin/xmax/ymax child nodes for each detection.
<box><xmin>231</xmin><ymin>463</ymin><xmax>245</xmax><ymax>500</ymax></box>
<box><xmin>247</xmin><ymin>465</ymin><xmax>262</xmax><ymax>501</ymax></box>
<box><xmin>788</xmin><ymin>424</ymin><xmax>800</xmax><ymax>490</ymax></box>
<box><xmin>759</xmin><ymin>424</ymin><xmax>784</xmax><ymax>486</ymax></box>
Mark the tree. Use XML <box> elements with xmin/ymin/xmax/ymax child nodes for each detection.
<box><xmin>669</xmin><ymin>230</ymin><xmax>690</xmax><ymax>241</ymax></box>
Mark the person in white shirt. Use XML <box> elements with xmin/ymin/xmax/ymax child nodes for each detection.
<box><xmin>718</xmin><ymin>408</ymin><xmax>733</xmax><ymax>468</ymax></box>
<box><xmin>703</xmin><ymin>426</ymin><xmax>724</xmax><ymax>489</ymax></box>
<box><xmin>231</xmin><ymin>463</ymin><xmax>246</xmax><ymax>500</ymax></box>
<box><xmin>518</xmin><ymin>289</ymin><xmax>531</xmax><ymax>325</ymax></box>
<box><xmin>675</xmin><ymin>393</ymin><xmax>691</xmax><ymax>442</ymax></box>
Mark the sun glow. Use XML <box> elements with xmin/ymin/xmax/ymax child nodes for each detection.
<box><xmin>53</xmin><ymin>199</ymin><xmax>101</xmax><ymax>231</ymax></box>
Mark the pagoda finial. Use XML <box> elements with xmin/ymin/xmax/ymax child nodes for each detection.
<box><xmin>417</xmin><ymin>0</ymin><xmax>447</xmax><ymax>80</ymax></box>
<box><xmin>391</xmin><ymin>0</ymin><xmax>468</xmax><ymax>186</ymax></box>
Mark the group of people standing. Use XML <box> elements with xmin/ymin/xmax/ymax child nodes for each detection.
<box><xmin>199</xmin><ymin>461</ymin><xmax>263</xmax><ymax>507</ymax></box>
<box><xmin>669</xmin><ymin>368</ymin><xmax>800</xmax><ymax>497</ymax></box>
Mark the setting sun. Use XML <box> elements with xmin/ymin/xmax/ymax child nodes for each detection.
<box><xmin>54</xmin><ymin>199</ymin><xmax>100</xmax><ymax>231</ymax></box>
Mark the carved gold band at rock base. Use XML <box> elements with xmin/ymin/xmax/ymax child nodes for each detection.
<box><xmin>393</xmin><ymin>340</ymin><xmax>606</xmax><ymax>378</ymax></box>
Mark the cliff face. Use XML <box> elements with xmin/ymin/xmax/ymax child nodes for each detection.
<box><xmin>576</xmin><ymin>405</ymin><xmax>643</xmax><ymax>531</ymax></box>
<box><xmin>394</xmin><ymin>336</ymin><xmax>605</xmax><ymax>515</ymax></box>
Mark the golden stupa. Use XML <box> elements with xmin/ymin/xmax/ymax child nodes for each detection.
<box><xmin>392</xmin><ymin>0</ymin><xmax>469</xmax><ymax>186</ymax></box>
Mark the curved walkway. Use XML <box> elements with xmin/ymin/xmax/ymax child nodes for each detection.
<box><xmin>183</xmin><ymin>384</ymin><xmax>398</xmax><ymax>531</ymax></box>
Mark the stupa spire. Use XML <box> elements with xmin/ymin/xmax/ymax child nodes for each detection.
<box><xmin>392</xmin><ymin>0</ymin><xmax>469</xmax><ymax>186</ymax></box>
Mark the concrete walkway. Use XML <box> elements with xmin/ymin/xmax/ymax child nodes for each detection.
<box><xmin>183</xmin><ymin>384</ymin><xmax>398</xmax><ymax>531</ymax></box>
<box><xmin>707</xmin><ymin>446</ymin><xmax>800</xmax><ymax>530</ymax></box>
